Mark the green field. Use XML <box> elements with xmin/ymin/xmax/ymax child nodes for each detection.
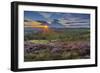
<box><xmin>24</xmin><ymin>28</ymin><xmax>90</xmax><ymax>41</ymax></box>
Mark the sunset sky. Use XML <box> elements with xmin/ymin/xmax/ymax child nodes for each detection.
<box><xmin>24</xmin><ymin>11</ymin><xmax>90</xmax><ymax>28</ymax></box>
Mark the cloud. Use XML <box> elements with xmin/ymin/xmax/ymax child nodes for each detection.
<box><xmin>58</xmin><ymin>16</ymin><xmax>90</xmax><ymax>28</ymax></box>
<box><xmin>39</xmin><ymin>12</ymin><xmax>53</xmax><ymax>24</ymax></box>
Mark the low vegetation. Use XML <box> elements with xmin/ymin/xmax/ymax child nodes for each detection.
<box><xmin>24</xmin><ymin>28</ymin><xmax>90</xmax><ymax>62</ymax></box>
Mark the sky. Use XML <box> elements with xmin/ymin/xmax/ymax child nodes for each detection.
<box><xmin>24</xmin><ymin>11</ymin><xmax>90</xmax><ymax>28</ymax></box>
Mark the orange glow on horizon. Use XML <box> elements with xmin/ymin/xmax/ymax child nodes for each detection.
<box><xmin>44</xmin><ymin>25</ymin><xmax>48</xmax><ymax>29</ymax></box>
<box><xmin>25</xmin><ymin>21</ymin><xmax>49</xmax><ymax>29</ymax></box>
<box><xmin>25</xmin><ymin>25</ymin><xmax>49</xmax><ymax>28</ymax></box>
